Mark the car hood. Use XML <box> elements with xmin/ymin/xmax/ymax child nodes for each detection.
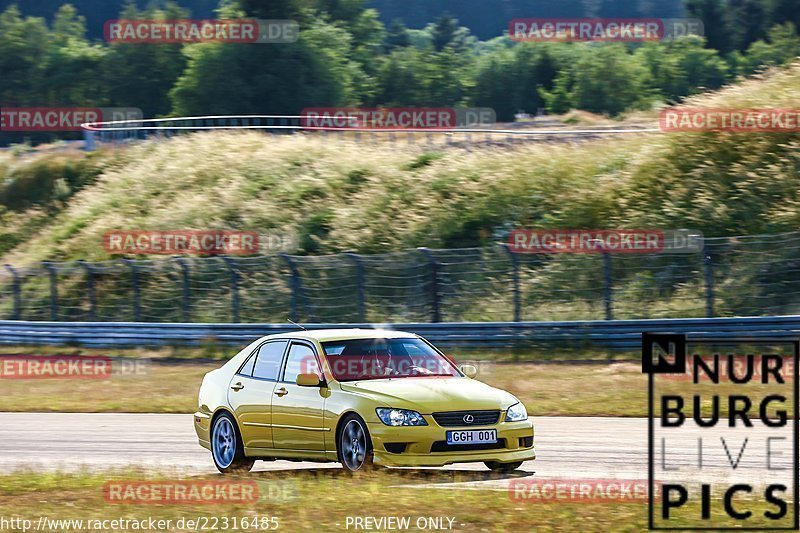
<box><xmin>338</xmin><ymin>377</ymin><xmax>518</xmax><ymax>413</ymax></box>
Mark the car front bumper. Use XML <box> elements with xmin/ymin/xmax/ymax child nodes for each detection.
<box><xmin>368</xmin><ymin>418</ymin><xmax>536</xmax><ymax>467</ymax></box>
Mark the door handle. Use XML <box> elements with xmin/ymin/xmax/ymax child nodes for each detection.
<box><xmin>230</xmin><ymin>382</ymin><xmax>245</xmax><ymax>392</ymax></box>
<box><xmin>274</xmin><ymin>387</ymin><xmax>288</xmax><ymax>397</ymax></box>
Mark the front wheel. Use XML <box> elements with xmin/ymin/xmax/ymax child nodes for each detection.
<box><xmin>338</xmin><ymin>415</ymin><xmax>374</xmax><ymax>472</ymax></box>
<box><xmin>485</xmin><ymin>460</ymin><xmax>523</xmax><ymax>474</ymax></box>
<box><xmin>211</xmin><ymin>412</ymin><xmax>254</xmax><ymax>474</ymax></box>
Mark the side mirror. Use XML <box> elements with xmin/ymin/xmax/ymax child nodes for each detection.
<box><xmin>459</xmin><ymin>364</ymin><xmax>478</xmax><ymax>378</ymax></box>
<box><xmin>296</xmin><ymin>373</ymin><xmax>322</xmax><ymax>387</ymax></box>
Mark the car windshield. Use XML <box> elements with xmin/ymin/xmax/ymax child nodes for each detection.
<box><xmin>321</xmin><ymin>338</ymin><xmax>460</xmax><ymax>381</ymax></box>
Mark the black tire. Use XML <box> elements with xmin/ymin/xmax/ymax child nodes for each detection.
<box><xmin>211</xmin><ymin>411</ymin><xmax>255</xmax><ymax>474</ymax></box>
<box><xmin>484</xmin><ymin>460</ymin><xmax>523</xmax><ymax>474</ymax></box>
<box><xmin>337</xmin><ymin>414</ymin><xmax>375</xmax><ymax>472</ymax></box>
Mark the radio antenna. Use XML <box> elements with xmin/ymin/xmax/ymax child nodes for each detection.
<box><xmin>288</xmin><ymin>319</ymin><xmax>307</xmax><ymax>330</ymax></box>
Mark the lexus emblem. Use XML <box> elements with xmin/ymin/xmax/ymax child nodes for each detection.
<box><xmin>463</xmin><ymin>414</ymin><xmax>474</xmax><ymax>424</ymax></box>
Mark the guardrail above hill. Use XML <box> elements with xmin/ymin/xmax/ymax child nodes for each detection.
<box><xmin>80</xmin><ymin>114</ymin><xmax>660</xmax><ymax>150</ymax></box>
<box><xmin>1</xmin><ymin>316</ymin><xmax>798</xmax><ymax>351</ymax></box>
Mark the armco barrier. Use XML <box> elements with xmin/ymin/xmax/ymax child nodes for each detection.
<box><xmin>0</xmin><ymin>316</ymin><xmax>798</xmax><ymax>350</ymax></box>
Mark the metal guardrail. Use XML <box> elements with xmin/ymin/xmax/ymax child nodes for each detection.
<box><xmin>81</xmin><ymin>114</ymin><xmax>660</xmax><ymax>150</ymax></box>
<box><xmin>1</xmin><ymin>316</ymin><xmax>798</xmax><ymax>350</ymax></box>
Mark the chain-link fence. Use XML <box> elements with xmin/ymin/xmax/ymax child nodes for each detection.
<box><xmin>2</xmin><ymin>232</ymin><xmax>799</xmax><ymax>323</ymax></box>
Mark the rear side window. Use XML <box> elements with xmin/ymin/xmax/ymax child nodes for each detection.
<box><xmin>252</xmin><ymin>340</ymin><xmax>288</xmax><ymax>381</ymax></box>
<box><xmin>237</xmin><ymin>353</ymin><xmax>257</xmax><ymax>376</ymax></box>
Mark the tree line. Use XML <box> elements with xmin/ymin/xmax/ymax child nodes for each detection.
<box><xmin>0</xmin><ymin>0</ymin><xmax>798</xmax><ymax>143</ymax></box>
<box><xmin>0</xmin><ymin>0</ymin><xmax>688</xmax><ymax>41</ymax></box>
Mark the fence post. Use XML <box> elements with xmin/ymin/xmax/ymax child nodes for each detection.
<box><xmin>602</xmin><ymin>252</ymin><xmax>613</xmax><ymax>320</ymax></box>
<box><xmin>222</xmin><ymin>256</ymin><xmax>240</xmax><ymax>323</ymax></box>
<box><xmin>279</xmin><ymin>254</ymin><xmax>316</xmax><ymax>322</ymax></box>
<box><xmin>704</xmin><ymin>244</ymin><xmax>715</xmax><ymax>318</ymax></box>
<box><xmin>42</xmin><ymin>262</ymin><xmax>58</xmax><ymax>321</ymax></box>
<box><xmin>418</xmin><ymin>248</ymin><xmax>441</xmax><ymax>323</ymax></box>
<box><xmin>4</xmin><ymin>264</ymin><xmax>21</xmax><ymax>320</ymax></box>
<box><xmin>174</xmin><ymin>257</ymin><xmax>191</xmax><ymax>322</ymax></box>
<box><xmin>501</xmin><ymin>244</ymin><xmax>521</xmax><ymax>322</ymax></box>
<box><xmin>78</xmin><ymin>260</ymin><xmax>96</xmax><ymax>320</ymax></box>
<box><xmin>345</xmin><ymin>253</ymin><xmax>365</xmax><ymax>322</ymax></box>
<box><xmin>280</xmin><ymin>254</ymin><xmax>299</xmax><ymax>322</ymax></box>
<box><xmin>83</xmin><ymin>129</ymin><xmax>95</xmax><ymax>151</ymax></box>
<box><xmin>122</xmin><ymin>259</ymin><xmax>141</xmax><ymax>322</ymax></box>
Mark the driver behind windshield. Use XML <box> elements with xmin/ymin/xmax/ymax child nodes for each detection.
<box><xmin>322</xmin><ymin>338</ymin><xmax>459</xmax><ymax>381</ymax></box>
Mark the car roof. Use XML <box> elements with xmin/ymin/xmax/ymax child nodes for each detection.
<box><xmin>263</xmin><ymin>328</ymin><xmax>420</xmax><ymax>343</ymax></box>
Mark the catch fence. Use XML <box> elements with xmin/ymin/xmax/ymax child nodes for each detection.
<box><xmin>1</xmin><ymin>232</ymin><xmax>799</xmax><ymax>323</ymax></box>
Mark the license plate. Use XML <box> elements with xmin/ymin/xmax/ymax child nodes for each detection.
<box><xmin>446</xmin><ymin>429</ymin><xmax>497</xmax><ymax>445</ymax></box>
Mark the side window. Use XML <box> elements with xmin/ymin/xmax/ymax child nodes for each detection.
<box><xmin>252</xmin><ymin>341</ymin><xmax>288</xmax><ymax>381</ymax></box>
<box><xmin>237</xmin><ymin>352</ymin><xmax>257</xmax><ymax>377</ymax></box>
<box><xmin>283</xmin><ymin>343</ymin><xmax>320</xmax><ymax>383</ymax></box>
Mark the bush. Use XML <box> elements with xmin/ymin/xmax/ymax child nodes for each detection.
<box><xmin>0</xmin><ymin>155</ymin><xmax>103</xmax><ymax>211</ymax></box>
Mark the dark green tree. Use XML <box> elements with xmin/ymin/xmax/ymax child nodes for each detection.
<box><xmin>373</xmin><ymin>47</ymin><xmax>425</xmax><ymax>104</ymax></box>
<box><xmin>636</xmin><ymin>36</ymin><xmax>728</xmax><ymax>101</ymax></box>
<box><xmin>170</xmin><ymin>20</ymin><xmax>364</xmax><ymax>114</ymax></box>
<box><xmin>102</xmin><ymin>2</ymin><xmax>188</xmax><ymax>117</ymax></box>
<box><xmin>42</xmin><ymin>4</ymin><xmax>106</xmax><ymax>105</ymax></box>
<box><xmin>471</xmin><ymin>49</ymin><xmax>516</xmax><ymax>120</ymax></box>
<box><xmin>385</xmin><ymin>18</ymin><xmax>410</xmax><ymax>50</ymax></box>
<box><xmin>570</xmin><ymin>44</ymin><xmax>651</xmax><ymax>116</ymax></box>
<box><xmin>0</xmin><ymin>5</ymin><xmax>49</xmax><ymax>103</ymax></box>
<box><xmin>770</xmin><ymin>0</ymin><xmax>800</xmax><ymax>29</ymax></box>
<box><xmin>686</xmin><ymin>0</ymin><xmax>732</xmax><ymax>53</ymax></box>
<box><xmin>728</xmin><ymin>0</ymin><xmax>768</xmax><ymax>51</ymax></box>
<box><xmin>431</xmin><ymin>12</ymin><xmax>457</xmax><ymax>51</ymax></box>
<box><xmin>735</xmin><ymin>22</ymin><xmax>800</xmax><ymax>74</ymax></box>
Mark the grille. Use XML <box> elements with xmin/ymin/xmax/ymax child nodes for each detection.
<box><xmin>431</xmin><ymin>410</ymin><xmax>500</xmax><ymax>427</ymax></box>
<box><xmin>431</xmin><ymin>439</ymin><xmax>506</xmax><ymax>453</ymax></box>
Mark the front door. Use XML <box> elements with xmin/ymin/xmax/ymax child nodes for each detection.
<box><xmin>270</xmin><ymin>341</ymin><xmax>326</xmax><ymax>451</ymax></box>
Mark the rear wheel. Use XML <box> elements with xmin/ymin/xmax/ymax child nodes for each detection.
<box><xmin>484</xmin><ymin>460</ymin><xmax>523</xmax><ymax>473</ymax></box>
<box><xmin>211</xmin><ymin>412</ymin><xmax>255</xmax><ymax>474</ymax></box>
<box><xmin>338</xmin><ymin>414</ymin><xmax>374</xmax><ymax>472</ymax></box>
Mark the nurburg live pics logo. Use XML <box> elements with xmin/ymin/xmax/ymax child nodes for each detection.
<box><xmin>643</xmin><ymin>333</ymin><xmax>799</xmax><ymax>530</ymax></box>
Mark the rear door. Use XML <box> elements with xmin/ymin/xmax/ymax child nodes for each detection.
<box><xmin>227</xmin><ymin>340</ymin><xmax>288</xmax><ymax>449</ymax></box>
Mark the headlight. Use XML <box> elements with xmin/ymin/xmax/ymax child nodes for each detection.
<box><xmin>376</xmin><ymin>408</ymin><xmax>428</xmax><ymax>426</ymax></box>
<box><xmin>505</xmin><ymin>402</ymin><xmax>528</xmax><ymax>422</ymax></box>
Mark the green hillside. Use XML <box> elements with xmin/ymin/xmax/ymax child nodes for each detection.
<box><xmin>0</xmin><ymin>63</ymin><xmax>798</xmax><ymax>266</ymax></box>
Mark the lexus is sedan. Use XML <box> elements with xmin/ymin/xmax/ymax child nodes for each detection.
<box><xmin>194</xmin><ymin>329</ymin><xmax>535</xmax><ymax>473</ymax></box>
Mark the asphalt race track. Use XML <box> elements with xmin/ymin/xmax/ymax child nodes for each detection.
<box><xmin>0</xmin><ymin>413</ymin><xmax>791</xmax><ymax>490</ymax></box>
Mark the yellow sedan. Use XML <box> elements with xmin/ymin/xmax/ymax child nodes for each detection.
<box><xmin>194</xmin><ymin>329</ymin><xmax>535</xmax><ymax>473</ymax></box>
